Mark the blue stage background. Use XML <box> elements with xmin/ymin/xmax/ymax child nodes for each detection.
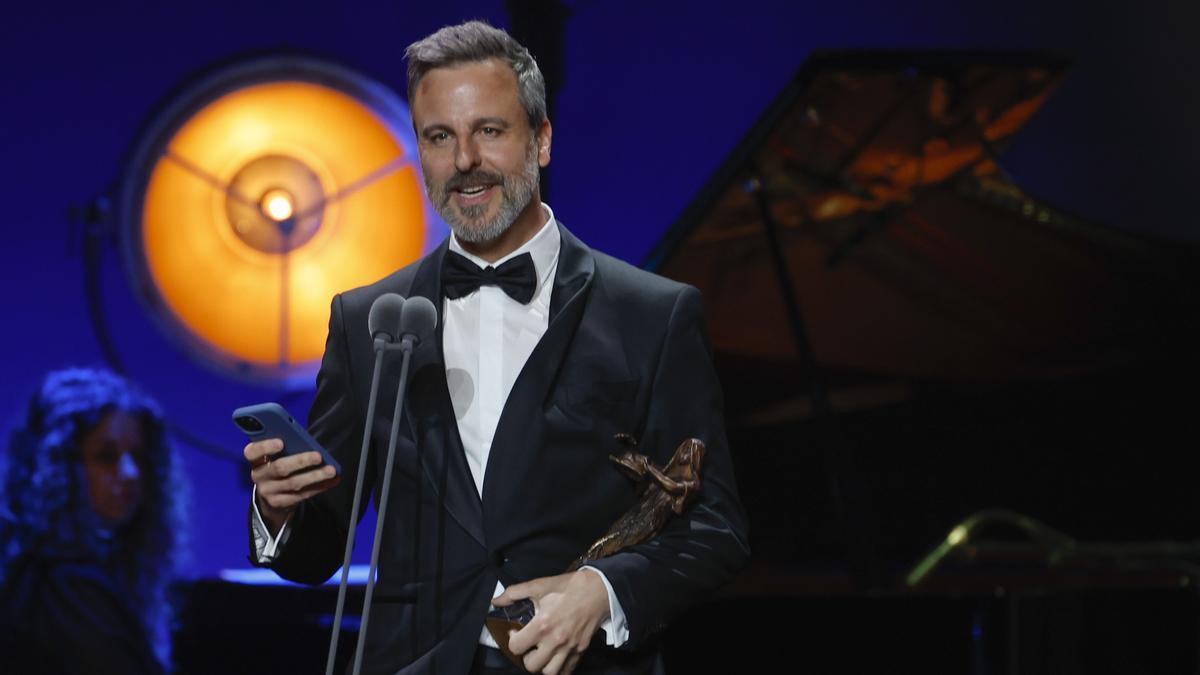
<box><xmin>0</xmin><ymin>0</ymin><xmax>1195</xmax><ymax>579</ymax></box>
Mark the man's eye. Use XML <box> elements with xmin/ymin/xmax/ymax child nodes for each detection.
<box><xmin>427</xmin><ymin>132</ymin><xmax>449</xmax><ymax>144</ymax></box>
<box><xmin>481</xmin><ymin>127</ymin><xmax>500</xmax><ymax>137</ymax></box>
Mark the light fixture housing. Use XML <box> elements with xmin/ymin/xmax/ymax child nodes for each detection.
<box><xmin>117</xmin><ymin>55</ymin><xmax>437</xmax><ymax>385</ymax></box>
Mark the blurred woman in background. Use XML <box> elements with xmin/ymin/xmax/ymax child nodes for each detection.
<box><xmin>0</xmin><ymin>368</ymin><xmax>186</xmax><ymax>674</ymax></box>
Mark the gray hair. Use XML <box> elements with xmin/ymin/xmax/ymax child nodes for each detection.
<box><xmin>405</xmin><ymin>20</ymin><xmax>547</xmax><ymax>129</ymax></box>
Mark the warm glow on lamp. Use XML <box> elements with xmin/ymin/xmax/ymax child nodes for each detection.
<box><xmin>120</xmin><ymin>57</ymin><xmax>438</xmax><ymax>383</ymax></box>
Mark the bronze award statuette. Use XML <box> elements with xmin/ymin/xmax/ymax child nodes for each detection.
<box><xmin>485</xmin><ymin>434</ymin><xmax>706</xmax><ymax>669</ymax></box>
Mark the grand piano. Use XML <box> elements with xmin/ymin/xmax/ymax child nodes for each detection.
<box><xmin>642</xmin><ymin>50</ymin><xmax>1200</xmax><ymax>674</ymax></box>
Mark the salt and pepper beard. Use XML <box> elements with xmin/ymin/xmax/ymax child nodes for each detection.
<box><xmin>426</xmin><ymin>138</ymin><xmax>541</xmax><ymax>244</ymax></box>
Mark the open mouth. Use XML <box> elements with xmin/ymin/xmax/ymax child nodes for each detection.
<box><xmin>452</xmin><ymin>184</ymin><xmax>496</xmax><ymax>204</ymax></box>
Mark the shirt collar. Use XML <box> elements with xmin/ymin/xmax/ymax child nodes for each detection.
<box><xmin>448</xmin><ymin>203</ymin><xmax>560</xmax><ymax>294</ymax></box>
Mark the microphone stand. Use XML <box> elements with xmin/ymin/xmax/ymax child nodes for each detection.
<box><xmin>351</xmin><ymin>331</ymin><xmax>420</xmax><ymax>675</ymax></box>
<box><xmin>325</xmin><ymin>336</ymin><xmax>390</xmax><ymax>675</ymax></box>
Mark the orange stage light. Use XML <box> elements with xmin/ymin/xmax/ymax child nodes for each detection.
<box><xmin>118</xmin><ymin>57</ymin><xmax>439</xmax><ymax>384</ymax></box>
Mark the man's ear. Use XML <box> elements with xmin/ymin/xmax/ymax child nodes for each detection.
<box><xmin>536</xmin><ymin>118</ymin><xmax>552</xmax><ymax>167</ymax></box>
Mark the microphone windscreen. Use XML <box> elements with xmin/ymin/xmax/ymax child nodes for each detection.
<box><xmin>368</xmin><ymin>293</ymin><xmax>405</xmax><ymax>342</ymax></box>
<box><xmin>400</xmin><ymin>296</ymin><xmax>438</xmax><ymax>342</ymax></box>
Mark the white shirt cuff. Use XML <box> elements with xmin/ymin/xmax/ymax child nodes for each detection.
<box><xmin>581</xmin><ymin>566</ymin><xmax>629</xmax><ymax>648</ymax></box>
<box><xmin>250</xmin><ymin>485</ymin><xmax>292</xmax><ymax>563</ymax></box>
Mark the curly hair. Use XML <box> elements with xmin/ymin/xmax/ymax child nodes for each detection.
<box><xmin>0</xmin><ymin>368</ymin><xmax>186</xmax><ymax>664</ymax></box>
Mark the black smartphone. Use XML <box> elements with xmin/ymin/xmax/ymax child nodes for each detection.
<box><xmin>232</xmin><ymin>402</ymin><xmax>341</xmax><ymax>476</ymax></box>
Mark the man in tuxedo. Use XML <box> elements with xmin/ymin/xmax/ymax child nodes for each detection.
<box><xmin>243</xmin><ymin>20</ymin><xmax>748</xmax><ymax>675</ymax></box>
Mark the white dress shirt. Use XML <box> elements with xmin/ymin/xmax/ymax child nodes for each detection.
<box><xmin>251</xmin><ymin>204</ymin><xmax>628</xmax><ymax>649</ymax></box>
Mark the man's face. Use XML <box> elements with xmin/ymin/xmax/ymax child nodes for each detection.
<box><xmin>411</xmin><ymin>58</ymin><xmax>551</xmax><ymax>243</ymax></box>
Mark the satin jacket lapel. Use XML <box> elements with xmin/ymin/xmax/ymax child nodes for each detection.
<box><xmin>481</xmin><ymin>223</ymin><xmax>595</xmax><ymax>519</ymax></box>
<box><xmin>402</xmin><ymin>241</ymin><xmax>486</xmax><ymax>548</ymax></box>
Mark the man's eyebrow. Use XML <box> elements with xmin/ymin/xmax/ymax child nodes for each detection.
<box><xmin>418</xmin><ymin>123</ymin><xmax>453</xmax><ymax>137</ymax></box>
<box><xmin>474</xmin><ymin>117</ymin><xmax>511</xmax><ymax>129</ymax></box>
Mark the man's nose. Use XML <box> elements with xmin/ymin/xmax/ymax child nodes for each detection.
<box><xmin>117</xmin><ymin>452</ymin><xmax>140</xmax><ymax>481</ymax></box>
<box><xmin>454</xmin><ymin>136</ymin><xmax>481</xmax><ymax>173</ymax></box>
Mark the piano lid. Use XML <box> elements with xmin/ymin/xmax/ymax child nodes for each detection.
<box><xmin>646</xmin><ymin>50</ymin><xmax>1199</xmax><ymax>420</ymax></box>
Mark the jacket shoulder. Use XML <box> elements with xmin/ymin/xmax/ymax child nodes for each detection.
<box><xmin>591</xmin><ymin>250</ymin><xmax>696</xmax><ymax>309</ymax></box>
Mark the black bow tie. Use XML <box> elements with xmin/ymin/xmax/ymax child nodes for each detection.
<box><xmin>442</xmin><ymin>250</ymin><xmax>537</xmax><ymax>304</ymax></box>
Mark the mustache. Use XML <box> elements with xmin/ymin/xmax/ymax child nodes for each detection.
<box><xmin>443</xmin><ymin>170</ymin><xmax>504</xmax><ymax>193</ymax></box>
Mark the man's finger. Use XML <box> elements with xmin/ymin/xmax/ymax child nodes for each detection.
<box><xmin>494</xmin><ymin>577</ymin><xmax>545</xmax><ymax>606</ymax></box>
<box><xmin>562</xmin><ymin>652</ymin><xmax>581</xmax><ymax>675</ymax></box>
<box><xmin>542</xmin><ymin>649</ymin><xmax>569</xmax><ymax>675</ymax></box>
<box><xmin>496</xmin><ymin>572</ymin><xmax>573</xmax><ymax>606</ymax></box>
<box><xmin>262</xmin><ymin>476</ymin><xmax>341</xmax><ymax>509</ymax></box>
<box><xmin>257</xmin><ymin>464</ymin><xmax>336</xmax><ymax>500</ymax></box>
<box><xmin>243</xmin><ymin>438</ymin><xmax>284</xmax><ymax>463</ymax></box>
<box><xmin>491</xmin><ymin>588</ymin><xmax>516</xmax><ymax>606</ymax></box>
<box><xmin>283</xmin><ymin>465</ymin><xmax>337</xmax><ymax>492</ymax></box>
<box><xmin>265</xmin><ymin>464</ymin><xmax>335</xmax><ymax>493</ymax></box>
<box><xmin>507</xmin><ymin>619</ymin><xmax>540</xmax><ymax>656</ymax></box>
<box><xmin>250</xmin><ymin>451</ymin><xmax>325</xmax><ymax>485</ymax></box>
<box><xmin>251</xmin><ymin>451</ymin><xmax>326</xmax><ymax>483</ymax></box>
<box><xmin>522</xmin><ymin>641</ymin><xmax>552</xmax><ymax>674</ymax></box>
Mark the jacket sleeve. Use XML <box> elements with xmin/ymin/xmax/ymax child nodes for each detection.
<box><xmin>586</xmin><ymin>285</ymin><xmax>750</xmax><ymax>649</ymax></box>
<box><xmin>253</xmin><ymin>293</ymin><xmax>377</xmax><ymax>585</ymax></box>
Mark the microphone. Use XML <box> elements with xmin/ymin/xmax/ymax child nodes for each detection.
<box><xmin>325</xmin><ymin>293</ymin><xmax>405</xmax><ymax>675</ymax></box>
<box><xmin>367</xmin><ymin>293</ymin><xmax>405</xmax><ymax>347</ymax></box>
<box><xmin>399</xmin><ymin>295</ymin><xmax>437</xmax><ymax>348</ymax></box>
<box><xmin>352</xmin><ymin>295</ymin><xmax>438</xmax><ymax>675</ymax></box>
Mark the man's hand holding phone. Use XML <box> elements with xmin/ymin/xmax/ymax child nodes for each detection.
<box><xmin>243</xmin><ymin>440</ymin><xmax>339</xmax><ymax>535</ymax></box>
<box><xmin>234</xmin><ymin>403</ymin><xmax>342</xmax><ymax>536</ymax></box>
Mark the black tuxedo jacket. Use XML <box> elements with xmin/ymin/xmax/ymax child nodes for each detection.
<box><xmin>263</xmin><ymin>223</ymin><xmax>748</xmax><ymax>674</ymax></box>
